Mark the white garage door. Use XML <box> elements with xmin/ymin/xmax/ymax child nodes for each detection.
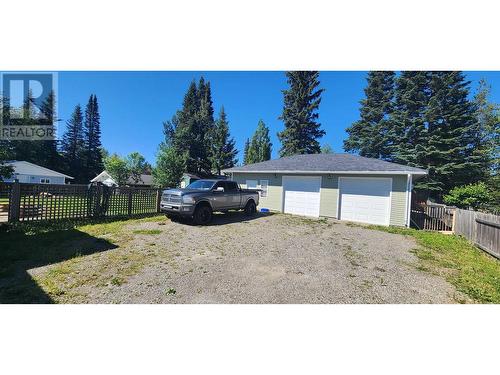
<box><xmin>339</xmin><ymin>177</ymin><xmax>392</xmax><ymax>226</ymax></box>
<box><xmin>283</xmin><ymin>176</ymin><xmax>321</xmax><ymax>217</ymax></box>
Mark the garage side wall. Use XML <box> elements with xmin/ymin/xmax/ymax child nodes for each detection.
<box><xmin>389</xmin><ymin>175</ymin><xmax>407</xmax><ymax>226</ymax></box>
<box><xmin>232</xmin><ymin>173</ymin><xmax>283</xmax><ymax>211</ymax></box>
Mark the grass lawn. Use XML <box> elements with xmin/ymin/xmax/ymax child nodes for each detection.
<box><xmin>0</xmin><ymin>215</ymin><xmax>166</xmax><ymax>303</ymax></box>
<box><xmin>366</xmin><ymin>225</ymin><xmax>500</xmax><ymax>303</ymax></box>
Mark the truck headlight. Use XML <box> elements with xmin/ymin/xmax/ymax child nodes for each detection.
<box><xmin>182</xmin><ymin>195</ymin><xmax>195</xmax><ymax>204</ymax></box>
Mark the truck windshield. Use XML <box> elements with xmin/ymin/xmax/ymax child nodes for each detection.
<box><xmin>186</xmin><ymin>180</ymin><xmax>215</xmax><ymax>190</ymax></box>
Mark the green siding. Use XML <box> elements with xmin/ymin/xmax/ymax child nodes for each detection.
<box><xmin>231</xmin><ymin>172</ymin><xmax>409</xmax><ymax>226</ymax></box>
<box><xmin>319</xmin><ymin>175</ymin><xmax>338</xmax><ymax>218</ymax></box>
<box><xmin>232</xmin><ymin>173</ymin><xmax>283</xmax><ymax>211</ymax></box>
<box><xmin>389</xmin><ymin>175</ymin><xmax>408</xmax><ymax>226</ymax></box>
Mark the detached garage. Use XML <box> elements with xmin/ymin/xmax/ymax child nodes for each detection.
<box><xmin>223</xmin><ymin>153</ymin><xmax>427</xmax><ymax>227</ymax></box>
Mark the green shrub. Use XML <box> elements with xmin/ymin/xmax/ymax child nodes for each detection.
<box><xmin>444</xmin><ymin>182</ymin><xmax>493</xmax><ymax>209</ymax></box>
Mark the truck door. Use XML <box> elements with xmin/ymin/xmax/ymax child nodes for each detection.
<box><xmin>224</xmin><ymin>181</ymin><xmax>241</xmax><ymax>209</ymax></box>
<box><xmin>211</xmin><ymin>181</ymin><xmax>227</xmax><ymax>210</ymax></box>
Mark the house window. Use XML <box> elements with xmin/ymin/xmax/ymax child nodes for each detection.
<box><xmin>260</xmin><ymin>180</ymin><xmax>268</xmax><ymax>197</ymax></box>
<box><xmin>246</xmin><ymin>180</ymin><xmax>258</xmax><ymax>189</ymax></box>
<box><xmin>40</xmin><ymin>178</ymin><xmax>51</xmax><ymax>184</ymax></box>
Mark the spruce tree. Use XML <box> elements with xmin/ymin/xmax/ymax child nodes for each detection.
<box><xmin>344</xmin><ymin>71</ymin><xmax>395</xmax><ymax>159</ymax></box>
<box><xmin>472</xmin><ymin>79</ymin><xmax>499</xmax><ymax>180</ymax></box>
<box><xmin>83</xmin><ymin>94</ymin><xmax>103</xmax><ymax>181</ymax></box>
<box><xmin>390</xmin><ymin>71</ymin><xmax>431</xmax><ymax>169</ymax></box>
<box><xmin>35</xmin><ymin>91</ymin><xmax>61</xmax><ymax>170</ymax></box>
<box><xmin>424</xmin><ymin>72</ymin><xmax>485</xmax><ymax>196</ymax></box>
<box><xmin>197</xmin><ymin>78</ymin><xmax>215</xmax><ymax>174</ymax></box>
<box><xmin>278</xmin><ymin>71</ymin><xmax>325</xmax><ymax>156</ymax></box>
<box><xmin>61</xmin><ymin>104</ymin><xmax>85</xmax><ymax>182</ymax></box>
<box><xmin>171</xmin><ymin>81</ymin><xmax>201</xmax><ymax>174</ymax></box>
<box><xmin>209</xmin><ymin>107</ymin><xmax>238</xmax><ymax>175</ymax></box>
<box><xmin>247</xmin><ymin>120</ymin><xmax>272</xmax><ymax>164</ymax></box>
<box><xmin>243</xmin><ymin>138</ymin><xmax>250</xmax><ymax>165</ymax></box>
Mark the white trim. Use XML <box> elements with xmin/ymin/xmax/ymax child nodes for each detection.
<box><xmin>281</xmin><ymin>175</ymin><xmax>322</xmax><ymax>217</ymax></box>
<box><xmin>259</xmin><ymin>179</ymin><xmax>269</xmax><ymax>197</ymax></box>
<box><xmin>405</xmin><ymin>174</ymin><xmax>413</xmax><ymax>228</ymax></box>
<box><xmin>337</xmin><ymin>176</ymin><xmax>392</xmax><ymax>226</ymax></box>
<box><xmin>225</xmin><ymin>170</ymin><xmax>426</xmax><ymax>176</ymax></box>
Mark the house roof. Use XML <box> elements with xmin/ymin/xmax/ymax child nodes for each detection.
<box><xmin>7</xmin><ymin>160</ymin><xmax>74</xmax><ymax>179</ymax></box>
<box><xmin>222</xmin><ymin>154</ymin><xmax>427</xmax><ymax>175</ymax></box>
<box><xmin>127</xmin><ymin>174</ymin><xmax>153</xmax><ymax>185</ymax></box>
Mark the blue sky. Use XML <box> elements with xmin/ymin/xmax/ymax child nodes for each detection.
<box><xmin>56</xmin><ymin>71</ymin><xmax>500</xmax><ymax>165</ymax></box>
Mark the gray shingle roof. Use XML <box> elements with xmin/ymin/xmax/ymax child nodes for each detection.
<box><xmin>223</xmin><ymin>154</ymin><xmax>427</xmax><ymax>174</ymax></box>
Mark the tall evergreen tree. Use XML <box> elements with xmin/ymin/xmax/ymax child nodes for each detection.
<box><xmin>247</xmin><ymin>120</ymin><xmax>272</xmax><ymax>164</ymax></box>
<box><xmin>209</xmin><ymin>107</ymin><xmax>238</xmax><ymax>175</ymax></box>
<box><xmin>243</xmin><ymin>138</ymin><xmax>250</xmax><ymax>165</ymax></box>
<box><xmin>344</xmin><ymin>71</ymin><xmax>395</xmax><ymax>159</ymax></box>
<box><xmin>38</xmin><ymin>90</ymin><xmax>62</xmax><ymax>170</ymax></box>
<box><xmin>390</xmin><ymin>71</ymin><xmax>431</xmax><ymax>168</ymax></box>
<box><xmin>278</xmin><ymin>71</ymin><xmax>325</xmax><ymax>156</ymax></box>
<box><xmin>197</xmin><ymin>78</ymin><xmax>216</xmax><ymax>174</ymax></box>
<box><xmin>472</xmin><ymin>79</ymin><xmax>499</xmax><ymax>179</ymax></box>
<box><xmin>83</xmin><ymin>94</ymin><xmax>103</xmax><ymax>181</ymax></box>
<box><xmin>424</xmin><ymin>72</ymin><xmax>486</xmax><ymax>196</ymax></box>
<box><xmin>61</xmin><ymin>104</ymin><xmax>85</xmax><ymax>182</ymax></box>
<box><xmin>164</xmin><ymin>78</ymin><xmax>218</xmax><ymax>176</ymax></box>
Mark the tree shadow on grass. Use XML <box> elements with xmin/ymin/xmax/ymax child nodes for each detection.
<box><xmin>0</xmin><ymin>224</ymin><xmax>118</xmax><ymax>304</ymax></box>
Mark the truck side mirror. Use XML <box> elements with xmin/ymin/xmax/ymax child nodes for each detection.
<box><xmin>214</xmin><ymin>186</ymin><xmax>225</xmax><ymax>193</ymax></box>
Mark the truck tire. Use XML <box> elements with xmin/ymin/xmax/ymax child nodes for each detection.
<box><xmin>244</xmin><ymin>200</ymin><xmax>256</xmax><ymax>216</ymax></box>
<box><xmin>193</xmin><ymin>204</ymin><xmax>213</xmax><ymax>225</ymax></box>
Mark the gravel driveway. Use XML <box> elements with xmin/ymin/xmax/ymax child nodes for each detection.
<box><xmin>59</xmin><ymin>212</ymin><xmax>458</xmax><ymax>303</ymax></box>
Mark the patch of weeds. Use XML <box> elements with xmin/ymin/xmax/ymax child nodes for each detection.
<box><xmin>165</xmin><ymin>288</ymin><xmax>176</xmax><ymax>295</ymax></box>
<box><xmin>110</xmin><ymin>276</ymin><xmax>124</xmax><ymax>286</ymax></box>
<box><xmin>365</xmin><ymin>225</ymin><xmax>500</xmax><ymax>304</ymax></box>
<box><xmin>132</xmin><ymin>229</ymin><xmax>162</xmax><ymax>235</ymax></box>
<box><xmin>343</xmin><ymin>245</ymin><xmax>363</xmax><ymax>268</ymax></box>
<box><xmin>374</xmin><ymin>266</ymin><xmax>386</xmax><ymax>273</ymax></box>
<box><xmin>360</xmin><ymin>279</ymin><xmax>374</xmax><ymax>290</ymax></box>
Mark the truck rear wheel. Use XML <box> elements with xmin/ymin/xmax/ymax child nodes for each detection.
<box><xmin>244</xmin><ymin>200</ymin><xmax>256</xmax><ymax>216</ymax></box>
<box><xmin>193</xmin><ymin>204</ymin><xmax>213</xmax><ymax>225</ymax></box>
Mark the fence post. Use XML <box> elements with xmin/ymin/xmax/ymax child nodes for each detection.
<box><xmin>156</xmin><ymin>189</ymin><xmax>162</xmax><ymax>213</ymax></box>
<box><xmin>128</xmin><ymin>189</ymin><xmax>133</xmax><ymax>216</ymax></box>
<box><xmin>9</xmin><ymin>180</ymin><xmax>21</xmax><ymax>222</ymax></box>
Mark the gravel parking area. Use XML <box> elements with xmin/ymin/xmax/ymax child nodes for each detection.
<box><xmin>45</xmin><ymin>212</ymin><xmax>459</xmax><ymax>303</ymax></box>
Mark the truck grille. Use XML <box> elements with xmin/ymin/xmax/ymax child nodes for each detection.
<box><xmin>162</xmin><ymin>193</ymin><xmax>181</xmax><ymax>203</ymax></box>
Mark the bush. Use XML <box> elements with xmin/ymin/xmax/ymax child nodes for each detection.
<box><xmin>444</xmin><ymin>182</ymin><xmax>492</xmax><ymax>209</ymax></box>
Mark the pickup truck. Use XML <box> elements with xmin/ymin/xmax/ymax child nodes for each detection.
<box><xmin>160</xmin><ymin>179</ymin><xmax>260</xmax><ymax>225</ymax></box>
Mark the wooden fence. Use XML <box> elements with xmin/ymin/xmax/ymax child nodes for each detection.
<box><xmin>454</xmin><ymin>209</ymin><xmax>500</xmax><ymax>259</ymax></box>
<box><xmin>1</xmin><ymin>181</ymin><xmax>162</xmax><ymax>223</ymax></box>
<box><xmin>410</xmin><ymin>203</ymin><xmax>455</xmax><ymax>231</ymax></box>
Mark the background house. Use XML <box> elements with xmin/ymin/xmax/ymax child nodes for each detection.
<box><xmin>223</xmin><ymin>153</ymin><xmax>427</xmax><ymax>227</ymax></box>
<box><xmin>1</xmin><ymin>161</ymin><xmax>73</xmax><ymax>185</ymax></box>
<box><xmin>91</xmin><ymin>171</ymin><xmax>153</xmax><ymax>187</ymax></box>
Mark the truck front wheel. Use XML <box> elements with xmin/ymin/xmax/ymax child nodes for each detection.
<box><xmin>244</xmin><ymin>200</ymin><xmax>256</xmax><ymax>216</ymax></box>
<box><xmin>193</xmin><ymin>204</ymin><xmax>213</xmax><ymax>225</ymax></box>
